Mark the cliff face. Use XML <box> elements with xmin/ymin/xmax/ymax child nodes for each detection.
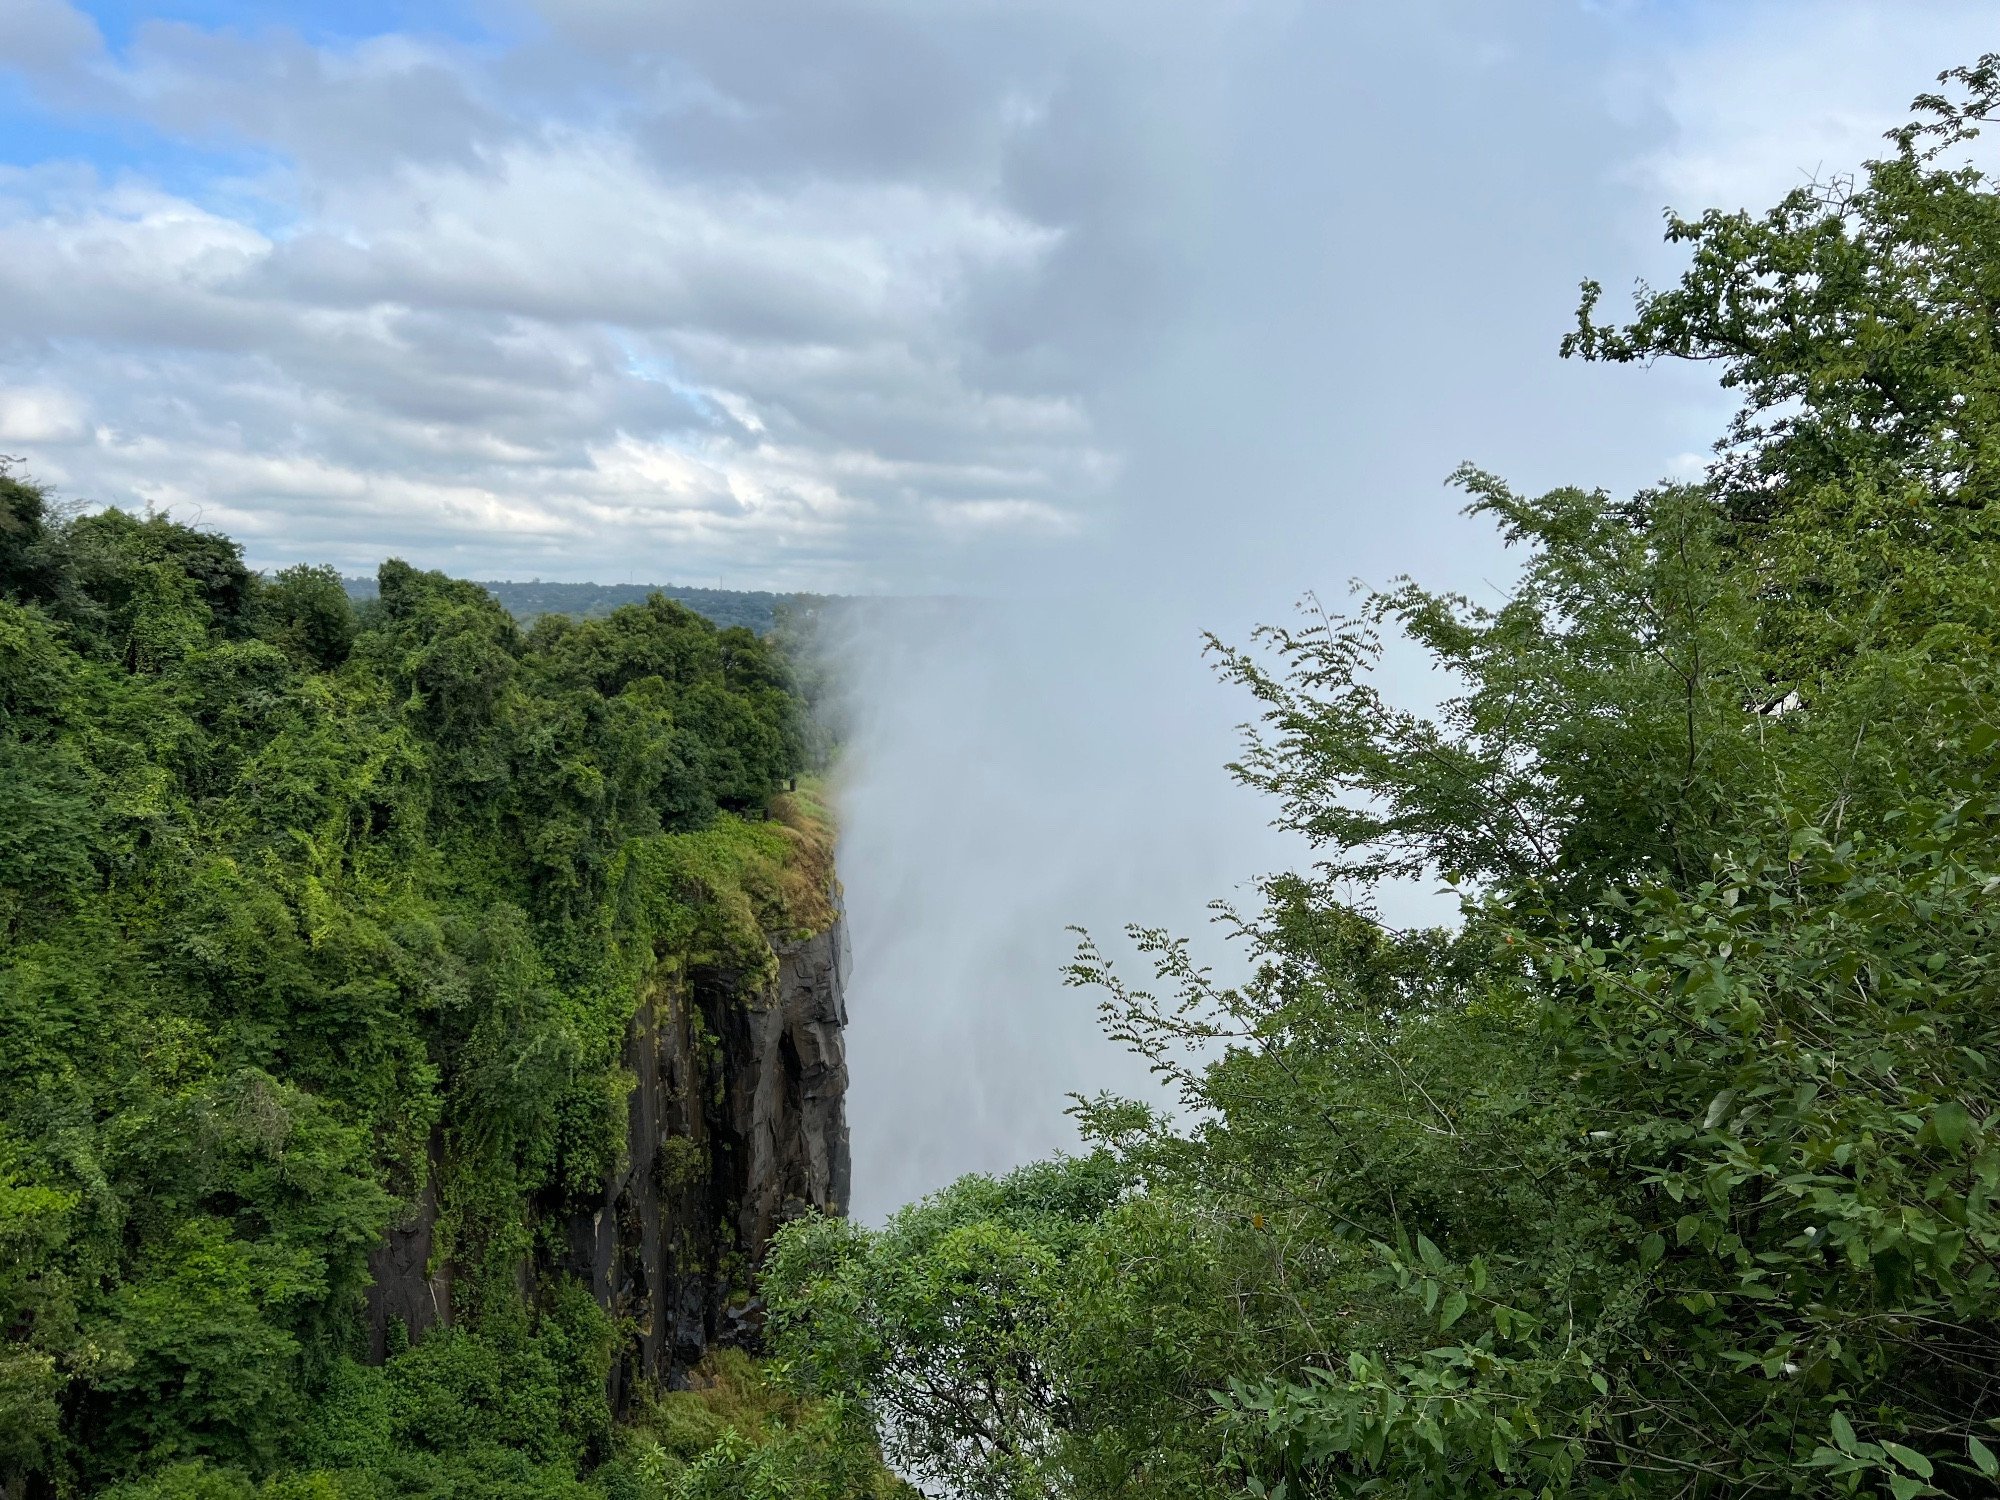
<box><xmin>571</xmin><ymin>915</ymin><xmax>852</xmax><ymax>1404</ymax></box>
<box><xmin>365</xmin><ymin>815</ymin><xmax>851</xmax><ymax>1400</ymax></box>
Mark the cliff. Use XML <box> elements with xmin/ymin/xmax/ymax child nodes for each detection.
<box><xmin>576</xmin><ymin>908</ymin><xmax>851</xmax><ymax>1403</ymax></box>
<box><xmin>363</xmin><ymin>791</ymin><xmax>851</xmax><ymax>1400</ymax></box>
<box><xmin>0</xmin><ymin>513</ymin><xmax>842</xmax><ymax>1488</ymax></box>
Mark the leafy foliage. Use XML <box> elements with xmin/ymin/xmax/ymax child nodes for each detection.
<box><xmin>617</xmin><ymin>1348</ymin><xmax>909</xmax><ymax>1500</ymax></box>
<box><xmin>767</xmin><ymin>1156</ymin><xmax>1132</xmax><ymax>1497</ymax></box>
<box><xmin>0</xmin><ymin>481</ymin><xmax>846</xmax><ymax>1495</ymax></box>
<box><xmin>342</xmin><ymin>575</ymin><xmax>826</xmax><ymax>639</ymax></box>
<box><xmin>764</xmin><ymin>56</ymin><xmax>2000</xmax><ymax>1500</ymax></box>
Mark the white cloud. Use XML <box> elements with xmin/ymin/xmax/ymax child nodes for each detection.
<box><xmin>1631</xmin><ymin>1</ymin><xmax>1998</xmax><ymax>213</ymax></box>
<box><xmin>273</xmin><ymin>137</ymin><xmax>1061</xmax><ymax>340</ymax></box>
<box><xmin>0</xmin><ymin>0</ymin><xmax>1987</xmax><ymax>597</ymax></box>
<box><xmin>0</xmin><ymin>386</ymin><xmax>87</xmax><ymax>443</ymax></box>
<box><xmin>0</xmin><ymin>0</ymin><xmax>101</xmax><ymax>73</ymax></box>
<box><xmin>927</xmin><ymin>497</ymin><xmax>1077</xmax><ymax>534</ymax></box>
<box><xmin>0</xmin><ymin>108</ymin><xmax>1099</xmax><ymax>585</ymax></box>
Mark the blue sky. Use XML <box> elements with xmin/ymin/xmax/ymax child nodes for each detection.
<box><xmin>0</xmin><ymin>1</ymin><xmax>506</xmax><ymax>208</ymax></box>
<box><xmin>56</xmin><ymin>0</ymin><xmax>503</xmax><ymax>57</ymax></box>
<box><xmin>1</xmin><ymin>0</ymin><xmax>1990</xmax><ymax>597</ymax></box>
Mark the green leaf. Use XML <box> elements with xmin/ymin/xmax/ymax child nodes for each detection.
<box><xmin>1417</xmin><ymin>1234</ymin><xmax>1447</xmax><ymax>1274</ymax></box>
<box><xmin>1883</xmin><ymin>1443</ymin><xmax>1934</xmax><ymax>1480</ymax></box>
<box><xmin>1831</xmin><ymin>1411</ymin><xmax>1858</xmax><ymax>1454</ymax></box>
<box><xmin>1969</xmin><ymin>1436</ymin><xmax>1998</xmax><ymax>1478</ymax></box>
<box><xmin>1639</xmin><ymin>1232</ymin><xmax>1665</xmax><ymax>1269</ymax></box>
<box><xmin>1887</xmin><ymin>1475</ymin><xmax>1924</xmax><ymax>1500</ymax></box>
<box><xmin>1440</xmin><ymin>1289</ymin><xmax>1468</xmax><ymax>1329</ymax></box>
<box><xmin>1930</xmin><ymin>1101</ymin><xmax>1972</xmax><ymax>1153</ymax></box>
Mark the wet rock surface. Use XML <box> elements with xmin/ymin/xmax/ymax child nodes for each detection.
<box><xmin>365</xmin><ymin>916</ymin><xmax>851</xmax><ymax>1401</ymax></box>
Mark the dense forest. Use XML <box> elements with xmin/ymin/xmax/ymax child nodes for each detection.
<box><xmin>12</xmin><ymin>45</ymin><xmax>2000</xmax><ymax>1500</ymax></box>
<box><xmin>743</xmin><ymin>53</ymin><xmax>2000</xmax><ymax>1500</ymax></box>
<box><xmin>0</xmin><ymin>484</ymin><xmax>888</xmax><ymax>1495</ymax></box>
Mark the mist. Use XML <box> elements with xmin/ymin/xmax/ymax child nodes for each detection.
<box><xmin>825</xmin><ymin>0</ymin><xmax>2000</xmax><ymax>1220</ymax></box>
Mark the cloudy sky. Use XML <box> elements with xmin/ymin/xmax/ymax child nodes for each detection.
<box><xmin>4</xmin><ymin>0</ymin><xmax>1994</xmax><ymax>1213</ymax></box>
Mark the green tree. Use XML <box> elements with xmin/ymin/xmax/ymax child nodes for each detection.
<box><xmin>0</xmin><ymin>504</ymin><xmax>819</xmax><ymax>1493</ymax></box>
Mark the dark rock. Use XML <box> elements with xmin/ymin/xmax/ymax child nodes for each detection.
<box><xmin>364</xmin><ymin>912</ymin><xmax>851</xmax><ymax>1406</ymax></box>
<box><xmin>362</xmin><ymin>1130</ymin><xmax>452</xmax><ymax>1362</ymax></box>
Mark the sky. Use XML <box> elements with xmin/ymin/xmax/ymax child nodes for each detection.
<box><xmin>3</xmin><ymin>0</ymin><xmax>1995</xmax><ymax>1216</ymax></box>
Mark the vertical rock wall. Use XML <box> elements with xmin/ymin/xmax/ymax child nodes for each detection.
<box><xmin>576</xmin><ymin>916</ymin><xmax>852</xmax><ymax>1404</ymax></box>
<box><xmin>361</xmin><ymin>1134</ymin><xmax>452</xmax><ymax>1364</ymax></box>
<box><xmin>365</xmin><ymin>911</ymin><xmax>852</xmax><ymax>1402</ymax></box>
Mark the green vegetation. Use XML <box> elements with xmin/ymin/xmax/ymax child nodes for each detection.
<box><xmin>620</xmin><ymin>1348</ymin><xmax>903</xmax><ymax>1500</ymax></box>
<box><xmin>340</xmin><ymin>578</ymin><xmax>827</xmax><ymax>638</ymax></box>
<box><xmin>760</xmin><ymin>56</ymin><xmax>2000</xmax><ymax>1498</ymax></box>
<box><xmin>0</xmin><ymin>491</ymin><xmax>884</xmax><ymax>1495</ymax></box>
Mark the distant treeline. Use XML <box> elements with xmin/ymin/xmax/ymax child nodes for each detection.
<box><xmin>342</xmin><ymin>575</ymin><xmax>831</xmax><ymax>635</ymax></box>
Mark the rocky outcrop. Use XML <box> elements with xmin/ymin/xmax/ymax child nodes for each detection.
<box><xmin>364</xmin><ymin>904</ymin><xmax>851</xmax><ymax>1401</ymax></box>
<box><xmin>736</xmin><ymin>920</ymin><xmax>853</xmax><ymax>1254</ymax></box>
<box><xmin>572</xmin><ymin>917</ymin><xmax>852</xmax><ymax>1404</ymax></box>
<box><xmin>361</xmin><ymin>1134</ymin><xmax>453</xmax><ymax>1363</ymax></box>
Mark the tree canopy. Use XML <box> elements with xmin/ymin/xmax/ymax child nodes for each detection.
<box><xmin>0</xmin><ymin>488</ymin><xmax>843</xmax><ymax>1497</ymax></box>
